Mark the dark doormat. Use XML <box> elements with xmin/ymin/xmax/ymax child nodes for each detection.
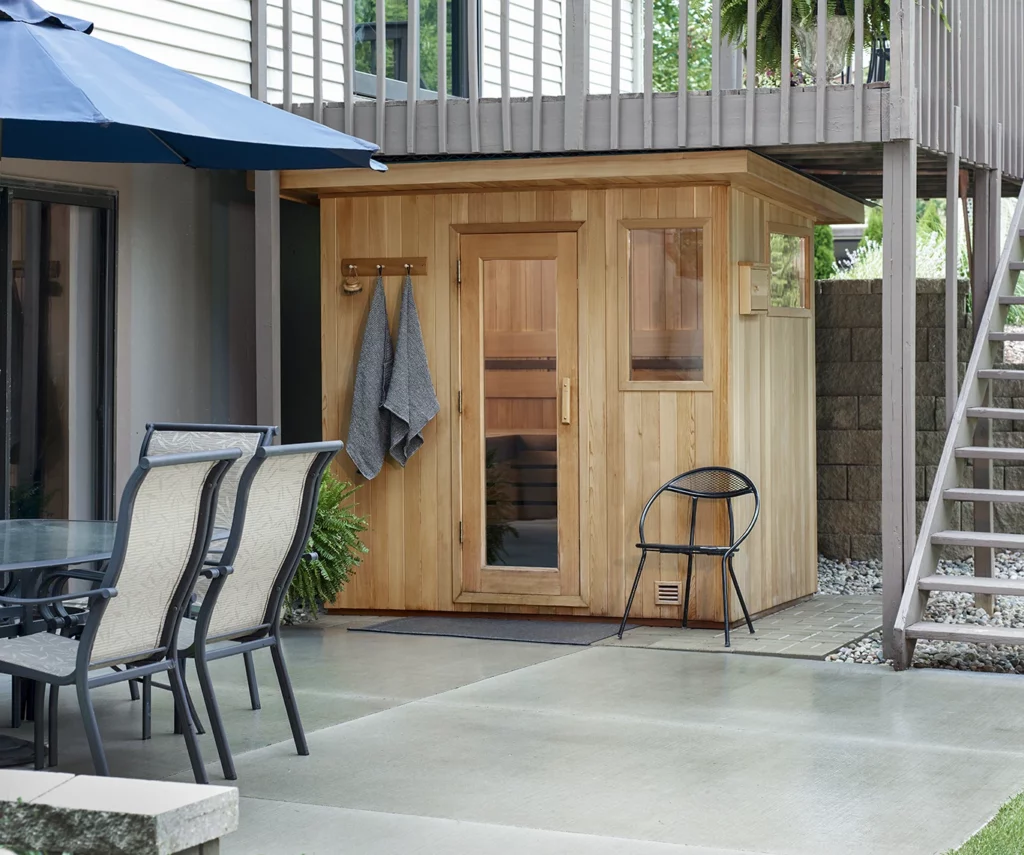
<box><xmin>350</xmin><ymin>616</ymin><xmax>634</xmax><ymax>646</ymax></box>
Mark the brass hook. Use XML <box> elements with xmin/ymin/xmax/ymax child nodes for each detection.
<box><xmin>342</xmin><ymin>263</ymin><xmax>363</xmax><ymax>294</ymax></box>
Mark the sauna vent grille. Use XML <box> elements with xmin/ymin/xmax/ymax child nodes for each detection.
<box><xmin>655</xmin><ymin>582</ymin><xmax>682</xmax><ymax>606</ymax></box>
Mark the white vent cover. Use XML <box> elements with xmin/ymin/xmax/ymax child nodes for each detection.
<box><xmin>655</xmin><ymin>581</ymin><xmax>682</xmax><ymax>606</ymax></box>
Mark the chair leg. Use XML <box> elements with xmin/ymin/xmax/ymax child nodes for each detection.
<box><xmin>48</xmin><ymin>684</ymin><xmax>59</xmax><ymax>768</ymax></box>
<box><xmin>618</xmin><ymin>552</ymin><xmax>648</xmax><ymax>639</ymax></box>
<box><xmin>728</xmin><ymin>558</ymin><xmax>755</xmax><ymax>634</ymax></box>
<box><xmin>271</xmin><ymin>640</ymin><xmax>308</xmax><ymax>756</ymax></box>
<box><xmin>721</xmin><ymin>556</ymin><xmax>732</xmax><ymax>648</ymax></box>
<box><xmin>142</xmin><ymin>675</ymin><xmax>152</xmax><ymax>741</ymax></box>
<box><xmin>243</xmin><ymin>651</ymin><xmax>261</xmax><ymax>711</ymax></box>
<box><xmin>168</xmin><ymin>663</ymin><xmax>208</xmax><ymax>785</ymax></box>
<box><xmin>11</xmin><ymin>677</ymin><xmax>20</xmax><ymax>728</ymax></box>
<box><xmin>128</xmin><ymin>674</ymin><xmax>140</xmax><ymax>702</ymax></box>
<box><xmin>195</xmin><ymin>653</ymin><xmax>237</xmax><ymax>781</ymax></box>
<box><xmin>76</xmin><ymin>679</ymin><xmax>109</xmax><ymax>777</ymax></box>
<box><xmin>682</xmin><ymin>554</ymin><xmax>695</xmax><ymax>628</ymax></box>
<box><xmin>174</xmin><ymin>659</ymin><xmax>205</xmax><ymax>736</ymax></box>
<box><xmin>33</xmin><ymin>681</ymin><xmax>45</xmax><ymax>771</ymax></box>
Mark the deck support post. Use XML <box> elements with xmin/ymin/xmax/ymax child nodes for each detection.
<box><xmin>971</xmin><ymin>166</ymin><xmax>1002</xmax><ymax>610</ymax></box>
<box><xmin>254</xmin><ymin>172</ymin><xmax>282</xmax><ymax>430</ymax></box>
<box><xmin>881</xmin><ymin>139</ymin><xmax>917</xmax><ymax>660</ymax></box>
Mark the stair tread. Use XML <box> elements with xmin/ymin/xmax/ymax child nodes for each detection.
<box><xmin>919</xmin><ymin>575</ymin><xmax>1024</xmax><ymax>596</ymax></box>
<box><xmin>967</xmin><ymin>407</ymin><xmax>1024</xmax><ymax>420</ymax></box>
<box><xmin>944</xmin><ymin>488</ymin><xmax>1024</xmax><ymax>503</ymax></box>
<box><xmin>956</xmin><ymin>446</ymin><xmax>1024</xmax><ymax>461</ymax></box>
<box><xmin>1000</xmin><ymin>296</ymin><xmax>1024</xmax><ymax>305</ymax></box>
<box><xmin>989</xmin><ymin>332</ymin><xmax>1024</xmax><ymax>341</ymax></box>
<box><xmin>979</xmin><ymin>369</ymin><xmax>1024</xmax><ymax>379</ymax></box>
<box><xmin>931</xmin><ymin>530</ymin><xmax>1024</xmax><ymax>548</ymax></box>
<box><xmin>906</xmin><ymin>621</ymin><xmax>1024</xmax><ymax>645</ymax></box>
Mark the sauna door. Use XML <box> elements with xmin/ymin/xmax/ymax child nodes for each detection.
<box><xmin>457</xmin><ymin>232</ymin><xmax>581</xmax><ymax>604</ymax></box>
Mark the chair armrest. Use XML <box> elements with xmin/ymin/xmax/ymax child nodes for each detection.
<box><xmin>0</xmin><ymin>587</ymin><xmax>117</xmax><ymax>606</ymax></box>
<box><xmin>302</xmin><ymin>551</ymin><xmax>318</xmax><ymax>562</ymax></box>
<box><xmin>200</xmin><ymin>565</ymin><xmax>234</xmax><ymax>580</ymax></box>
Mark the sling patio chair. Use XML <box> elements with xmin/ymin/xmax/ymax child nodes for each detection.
<box><xmin>135</xmin><ymin>423</ymin><xmax>277</xmax><ymax>713</ymax></box>
<box><xmin>617</xmin><ymin>466</ymin><xmax>760</xmax><ymax>648</ymax></box>
<box><xmin>0</xmin><ymin>448</ymin><xmax>240</xmax><ymax>781</ymax></box>
<box><xmin>149</xmin><ymin>441</ymin><xmax>341</xmax><ymax>780</ymax></box>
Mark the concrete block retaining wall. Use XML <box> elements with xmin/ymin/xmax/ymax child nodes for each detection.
<box><xmin>814</xmin><ymin>278</ymin><xmax>1024</xmax><ymax>560</ymax></box>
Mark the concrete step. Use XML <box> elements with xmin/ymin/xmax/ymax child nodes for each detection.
<box><xmin>944</xmin><ymin>488</ymin><xmax>1024</xmax><ymax>503</ymax></box>
<box><xmin>989</xmin><ymin>332</ymin><xmax>1024</xmax><ymax>342</ymax></box>
<box><xmin>919</xmin><ymin>575</ymin><xmax>1024</xmax><ymax>597</ymax></box>
<box><xmin>979</xmin><ymin>368</ymin><xmax>1024</xmax><ymax>380</ymax></box>
<box><xmin>956</xmin><ymin>446</ymin><xmax>1024</xmax><ymax>462</ymax></box>
<box><xmin>931</xmin><ymin>530</ymin><xmax>1024</xmax><ymax>549</ymax></box>
<box><xmin>966</xmin><ymin>407</ymin><xmax>1024</xmax><ymax>421</ymax></box>
<box><xmin>906</xmin><ymin>621</ymin><xmax>1024</xmax><ymax>646</ymax></box>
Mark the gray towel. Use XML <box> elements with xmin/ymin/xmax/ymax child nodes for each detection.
<box><xmin>346</xmin><ymin>277</ymin><xmax>393</xmax><ymax>479</ymax></box>
<box><xmin>384</xmin><ymin>274</ymin><xmax>440</xmax><ymax>466</ymax></box>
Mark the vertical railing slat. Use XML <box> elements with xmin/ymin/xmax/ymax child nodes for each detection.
<box><xmin>468</xmin><ymin>0</ymin><xmax>481</xmax><ymax>151</ymax></box>
<box><xmin>563</xmin><ymin>0</ymin><xmax>589</xmax><ymax>150</ymax></box>
<box><xmin>611</xmin><ymin>0</ymin><xmax>621</xmax><ymax>149</ymax></box>
<box><xmin>780</xmin><ymin>0</ymin><xmax>791</xmax><ymax>143</ymax></box>
<box><xmin>711</xmin><ymin>0</ymin><xmax>721</xmax><ymax>146</ymax></box>
<box><xmin>853</xmin><ymin>0</ymin><xmax>863</xmax><ymax>142</ymax></box>
<box><xmin>643</xmin><ymin>0</ymin><xmax>653</xmax><ymax>148</ymax></box>
<box><xmin>407</xmin><ymin>0</ymin><xmax>419</xmax><ymax>153</ymax></box>
<box><xmin>501</xmin><ymin>0</ymin><xmax>511</xmax><ymax>151</ymax></box>
<box><xmin>677</xmin><ymin>0</ymin><xmax>687</xmax><ymax>147</ymax></box>
<box><xmin>342</xmin><ymin>0</ymin><xmax>354</xmax><ymax>133</ymax></box>
<box><xmin>815</xmin><ymin>0</ymin><xmax>825</xmax><ymax>142</ymax></box>
<box><xmin>945</xmin><ymin>106</ymin><xmax>961</xmax><ymax>428</ymax></box>
<box><xmin>744</xmin><ymin>0</ymin><xmax>755</xmax><ymax>145</ymax></box>
<box><xmin>438</xmin><ymin>0</ymin><xmax>447</xmax><ymax>151</ymax></box>
<box><xmin>375</xmin><ymin>0</ymin><xmax>385</xmax><ymax>150</ymax></box>
<box><xmin>313</xmin><ymin>0</ymin><xmax>323</xmax><ymax>123</ymax></box>
<box><xmin>282</xmin><ymin>0</ymin><xmax>292</xmax><ymax>110</ymax></box>
<box><xmin>982</xmin><ymin>0</ymin><xmax>990</xmax><ymax>166</ymax></box>
<box><xmin>534</xmin><ymin>0</ymin><xmax>545</xmax><ymax>151</ymax></box>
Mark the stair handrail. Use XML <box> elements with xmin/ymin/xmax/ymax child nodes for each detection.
<box><xmin>893</xmin><ymin>183</ymin><xmax>1024</xmax><ymax>669</ymax></box>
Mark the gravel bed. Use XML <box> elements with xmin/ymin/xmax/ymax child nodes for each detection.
<box><xmin>819</xmin><ymin>552</ymin><xmax>1024</xmax><ymax>672</ymax></box>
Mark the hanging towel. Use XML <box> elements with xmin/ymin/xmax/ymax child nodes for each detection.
<box><xmin>346</xmin><ymin>277</ymin><xmax>394</xmax><ymax>479</ymax></box>
<box><xmin>384</xmin><ymin>274</ymin><xmax>440</xmax><ymax>466</ymax></box>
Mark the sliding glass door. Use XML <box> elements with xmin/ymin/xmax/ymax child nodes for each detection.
<box><xmin>0</xmin><ymin>184</ymin><xmax>115</xmax><ymax>521</ymax></box>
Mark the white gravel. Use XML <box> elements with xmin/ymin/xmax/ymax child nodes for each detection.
<box><xmin>819</xmin><ymin>552</ymin><xmax>1024</xmax><ymax>672</ymax></box>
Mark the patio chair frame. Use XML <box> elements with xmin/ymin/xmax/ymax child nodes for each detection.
<box><xmin>0</xmin><ymin>449</ymin><xmax>239</xmax><ymax>782</ymax></box>
<box><xmin>618</xmin><ymin>466</ymin><xmax>761</xmax><ymax>647</ymax></box>
<box><xmin>173</xmin><ymin>441</ymin><xmax>341</xmax><ymax>780</ymax></box>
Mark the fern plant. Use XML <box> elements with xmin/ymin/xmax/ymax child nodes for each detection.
<box><xmin>284</xmin><ymin>472</ymin><xmax>368</xmax><ymax>622</ymax></box>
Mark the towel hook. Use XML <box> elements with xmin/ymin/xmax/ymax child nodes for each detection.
<box><xmin>342</xmin><ymin>263</ymin><xmax>363</xmax><ymax>294</ymax></box>
<box><xmin>377</xmin><ymin>264</ymin><xmax>384</xmax><ymax>276</ymax></box>
<box><xmin>405</xmin><ymin>263</ymin><xmax>412</xmax><ymax>274</ymax></box>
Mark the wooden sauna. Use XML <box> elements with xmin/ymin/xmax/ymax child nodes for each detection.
<box><xmin>288</xmin><ymin>150</ymin><xmax>862</xmax><ymax>626</ymax></box>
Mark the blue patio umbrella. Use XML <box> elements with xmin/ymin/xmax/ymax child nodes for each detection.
<box><xmin>0</xmin><ymin>0</ymin><xmax>382</xmax><ymax>171</ymax></box>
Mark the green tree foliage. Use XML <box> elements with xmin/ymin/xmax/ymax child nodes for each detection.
<box><xmin>862</xmin><ymin>205</ymin><xmax>884</xmax><ymax>245</ymax></box>
<box><xmin>354</xmin><ymin>0</ymin><xmax>448</xmax><ymax>90</ymax></box>
<box><xmin>917</xmin><ymin>198</ymin><xmax>945</xmax><ymax>240</ymax></box>
<box><xmin>652</xmin><ymin>0</ymin><xmax>713</xmax><ymax>92</ymax></box>
<box><xmin>769</xmin><ymin>233</ymin><xmax>806</xmax><ymax>307</ymax></box>
<box><xmin>814</xmin><ymin>225</ymin><xmax>835</xmax><ymax>280</ymax></box>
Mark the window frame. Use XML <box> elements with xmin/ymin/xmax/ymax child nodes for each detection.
<box><xmin>618</xmin><ymin>217</ymin><xmax>714</xmax><ymax>393</ymax></box>
<box><xmin>765</xmin><ymin>221</ymin><xmax>814</xmax><ymax>318</ymax></box>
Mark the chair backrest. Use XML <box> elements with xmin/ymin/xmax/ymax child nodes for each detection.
<box><xmin>141</xmin><ymin>423</ymin><xmax>276</xmax><ymax>532</ymax></box>
<box><xmin>639</xmin><ymin>466</ymin><xmax>760</xmax><ymax>549</ymax></box>
<box><xmin>201</xmin><ymin>441</ymin><xmax>341</xmax><ymax>642</ymax></box>
<box><xmin>80</xmin><ymin>448</ymin><xmax>240</xmax><ymax>670</ymax></box>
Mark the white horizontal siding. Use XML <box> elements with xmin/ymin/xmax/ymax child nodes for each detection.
<box><xmin>43</xmin><ymin>0</ymin><xmax>252</xmax><ymax>95</ymax></box>
<box><xmin>589</xmin><ymin>0</ymin><xmax>636</xmax><ymax>94</ymax></box>
<box><xmin>481</xmin><ymin>0</ymin><xmax>563</xmax><ymax>97</ymax></box>
<box><xmin>267</xmin><ymin>0</ymin><xmax>346</xmax><ymax>104</ymax></box>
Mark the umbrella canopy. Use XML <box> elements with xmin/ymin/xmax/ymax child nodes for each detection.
<box><xmin>0</xmin><ymin>0</ymin><xmax>382</xmax><ymax>171</ymax></box>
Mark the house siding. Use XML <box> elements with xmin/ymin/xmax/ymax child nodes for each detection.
<box><xmin>44</xmin><ymin>0</ymin><xmax>253</xmax><ymax>95</ymax></box>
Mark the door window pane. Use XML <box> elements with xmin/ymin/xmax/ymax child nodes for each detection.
<box><xmin>628</xmin><ymin>226</ymin><xmax>704</xmax><ymax>382</ymax></box>
<box><xmin>9</xmin><ymin>199</ymin><xmax>104</xmax><ymax>520</ymax></box>
<box><xmin>482</xmin><ymin>257</ymin><xmax>558</xmax><ymax>568</ymax></box>
<box><xmin>769</xmin><ymin>231</ymin><xmax>810</xmax><ymax>309</ymax></box>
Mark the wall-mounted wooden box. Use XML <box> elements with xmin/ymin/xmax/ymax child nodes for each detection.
<box><xmin>739</xmin><ymin>262</ymin><xmax>771</xmax><ymax>314</ymax></box>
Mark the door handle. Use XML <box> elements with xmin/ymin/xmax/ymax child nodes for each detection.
<box><xmin>561</xmin><ymin>378</ymin><xmax>571</xmax><ymax>425</ymax></box>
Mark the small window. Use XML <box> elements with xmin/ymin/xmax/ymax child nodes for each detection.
<box><xmin>628</xmin><ymin>226</ymin><xmax>705</xmax><ymax>382</ymax></box>
<box><xmin>769</xmin><ymin>228</ymin><xmax>811</xmax><ymax>310</ymax></box>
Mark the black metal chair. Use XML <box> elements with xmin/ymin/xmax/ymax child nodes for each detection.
<box><xmin>617</xmin><ymin>467</ymin><xmax>760</xmax><ymax>647</ymax></box>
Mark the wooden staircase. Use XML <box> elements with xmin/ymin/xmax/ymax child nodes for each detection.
<box><xmin>894</xmin><ymin>187</ymin><xmax>1024</xmax><ymax>668</ymax></box>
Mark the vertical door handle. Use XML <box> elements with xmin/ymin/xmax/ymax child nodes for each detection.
<box><xmin>561</xmin><ymin>378</ymin><xmax>571</xmax><ymax>425</ymax></box>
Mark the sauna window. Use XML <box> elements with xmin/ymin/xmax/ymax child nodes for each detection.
<box><xmin>628</xmin><ymin>227</ymin><xmax>704</xmax><ymax>382</ymax></box>
<box><xmin>769</xmin><ymin>230</ymin><xmax>811</xmax><ymax>310</ymax></box>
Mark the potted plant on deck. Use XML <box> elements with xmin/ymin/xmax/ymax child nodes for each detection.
<box><xmin>284</xmin><ymin>473</ymin><xmax>368</xmax><ymax>624</ymax></box>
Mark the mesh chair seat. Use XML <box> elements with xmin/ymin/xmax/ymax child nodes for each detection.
<box><xmin>0</xmin><ymin>634</ymin><xmax>78</xmax><ymax>679</ymax></box>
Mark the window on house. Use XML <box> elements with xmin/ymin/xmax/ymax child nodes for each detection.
<box><xmin>769</xmin><ymin>227</ymin><xmax>811</xmax><ymax>310</ymax></box>
<box><xmin>627</xmin><ymin>225</ymin><xmax>705</xmax><ymax>382</ymax></box>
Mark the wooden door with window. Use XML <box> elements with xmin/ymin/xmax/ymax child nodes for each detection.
<box><xmin>457</xmin><ymin>232</ymin><xmax>581</xmax><ymax>605</ymax></box>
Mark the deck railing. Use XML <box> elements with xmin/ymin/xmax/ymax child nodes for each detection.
<box><xmin>255</xmin><ymin>0</ymin><xmax>1022</xmax><ymax>174</ymax></box>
